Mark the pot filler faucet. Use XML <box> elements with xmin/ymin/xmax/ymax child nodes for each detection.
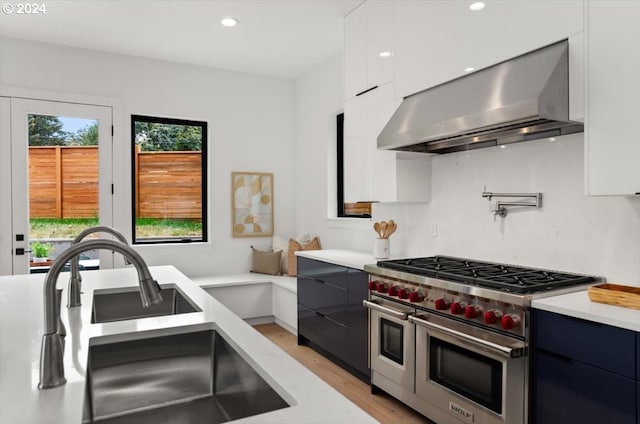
<box><xmin>67</xmin><ymin>226</ymin><xmax>131</xmax><ymax>307</ymax></box>
<box><xmin>39</xmin><ymin>239</ymin><xmax>163</xmax><ymax>389</ymax></box>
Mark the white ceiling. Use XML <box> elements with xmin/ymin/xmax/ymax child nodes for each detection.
<box><xmin>0</xmin><ymin>0</ymin><xmax>361</xmax><ymax>79</ymax></box>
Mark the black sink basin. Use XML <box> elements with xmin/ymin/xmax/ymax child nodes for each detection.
<box><xmin>91</xmin><ymin>286</ymin><xmax>200</xmax><ymax>323</ymax></box>
<box><xmin>82</xmin><ymin>330</ymin><xmax>290</xmax><ymax>423</ymax></box>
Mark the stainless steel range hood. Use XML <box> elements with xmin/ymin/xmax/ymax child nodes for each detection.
<box><xmin>378</xmin><ymin>40</ymin><xmax>583</xmax><ymax>154</ymax></box>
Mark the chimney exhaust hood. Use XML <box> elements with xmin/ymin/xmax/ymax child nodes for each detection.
<box><xmin>377</xmin><ymin>40</ymin><xmax>583</xmax><ymax>154</ymax></box>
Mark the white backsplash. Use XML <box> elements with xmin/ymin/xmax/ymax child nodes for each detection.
<box><xmin>373</xmin><ymin>133</ymin><xmax>640</xmax><ymax>285</ymax></box>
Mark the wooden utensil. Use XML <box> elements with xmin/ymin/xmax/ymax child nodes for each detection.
<box><xmin>373</xmin><ymin>222</ymin><xmax>382</xmax><ymax>238</ymax></box>
<box><xmin>379</xmin><ymin>221</ymin><xmax>387</xmax><ymax>239</ymax></box>
<box><xmin>386</xmin><ymin>222</ymin><xmax>397</xmax><ymax>238</ymax></box>
<box><xmin>384</xmin><ymin>220</ymin><xmax>395</xmax><ymax>238</ymax></box>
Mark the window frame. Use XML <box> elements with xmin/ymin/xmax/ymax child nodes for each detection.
<box><xmin>130</xmin><ymin>114</ymin><xmax>208</xmax><ymax>245</ymax></box>
<box><xmin>337</xmin><ymin>112</ymin><xmax>371</xmax><ymax>218</ymax></box>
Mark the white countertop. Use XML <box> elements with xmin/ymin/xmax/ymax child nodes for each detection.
<box><xmin>295</xmin><ymin>249</ymin><xmax>378</xmax><ymax>271</ymax></box>
<box><xmin>532</xmin><ymin>290</ymin><xmax>640</xmax><ymax>332</ymax></box>
<box><xmin>0</xmin><ymin>266</ymin><xmax>378</xmax><ymax>424</ymax></box>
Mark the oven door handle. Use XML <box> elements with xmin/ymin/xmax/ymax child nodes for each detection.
<box><xmin>362</xmin><ymin>300</ymin><xmax>408</xmax><ymax>320</ymax></box>
<box><xmin>409</xmin><ymin>315</ymin><xmax>524</xmax><ymax>358</ymax></box>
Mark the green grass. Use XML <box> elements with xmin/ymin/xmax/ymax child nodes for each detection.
<box><xmin>135</xmin><ymin>218</ymin><xmax>202</xmax><ymax>237</ymax></box>
<box><xmin>30</xmin><ymin>218</ymin><xmax>99</xmax><ymax>239</ymax></box>
<box><xmin>30</xmin><ymin>217</ymin><xmax>202</xmax><ymax>239</ymax></box>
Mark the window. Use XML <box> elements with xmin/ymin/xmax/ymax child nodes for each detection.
<box><xmin>337</xmin><ymin>112</ymin><xmax>371</xmax><ymax>218</ymax></box>
<box><xmin>131</xmin><ymin>115</ymin><xmax>207</xmax><ymax>244</ymax></box>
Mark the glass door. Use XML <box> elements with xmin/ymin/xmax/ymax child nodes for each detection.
<box><xmin>4</xmin><ymin>98</ymin><xmax>113</xmax><ymax>275</ymax></box>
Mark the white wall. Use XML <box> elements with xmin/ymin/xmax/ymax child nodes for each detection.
<box><xmin>296</xmin><ymin>54</ymin><xmax>640</xmax><ymax>285</ymax></box>
<box><xmin>295</xmin><ymin>53</ymin><xmax>374</xmax><ymax>252</ymax></box>
<box><xmin>0</xmin><ymin>36</ymin><xmax>296</xmax><ymax>277</ymax></box>
<box><xmin>376</xmin><ymin>135</ymin><xmax>640</xmax><ymax>284</ymax></box>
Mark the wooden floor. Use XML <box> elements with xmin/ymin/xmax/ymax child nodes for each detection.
<box><xmin>254</xmin><ymin>323</ymin><xmax>434</xmax><ymax>424</ymax></box>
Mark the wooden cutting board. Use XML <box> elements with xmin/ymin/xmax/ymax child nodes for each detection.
<box><xmin>588</xmin><ymin>283</ymin><xmax>640</xmax><ymax>310</ymax></box>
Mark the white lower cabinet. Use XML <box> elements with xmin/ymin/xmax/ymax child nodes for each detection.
<box><xmin>204</xmin><ymin>284</ymin><xmax>273</xmax><ymax>320</ymax></box>
<box><xmin>585</xmin><ymin>0</ymin><xmax>640</xmax><ymax>196</ymax></box>
<box><xmin>272</xmin><ymin>285</ymin><xmax>297</xmax><ymax>332</ymax></box>
<box><xmin>203</xmin><ymin>282</ymin><xmax>297</xmax><ymax>334</ymax></box>
<box><xmin>344</xmin><ymin>82</ymin><xmax>431</xmax><ymax>203</ymax></box>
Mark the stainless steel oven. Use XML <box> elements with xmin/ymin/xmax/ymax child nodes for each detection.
<box><xmin>411</xmin><ymin>312</ymin><xmax>526</xmax><ymax>424</ymax></box>
<box><xmin>363</xmin><ymin>256</ymin><xmax>600</xmax><ymax>424</ymax></box>
<box><xmin>363</xmin><ymin>298</ymin><xmax>415</xmax><ymax>397</ymax></box>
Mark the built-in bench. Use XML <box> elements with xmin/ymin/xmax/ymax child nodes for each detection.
<box><xmin>191</xmin><ymin>273</ymin><xmax>297</xmax><ymax>335</ymax></box>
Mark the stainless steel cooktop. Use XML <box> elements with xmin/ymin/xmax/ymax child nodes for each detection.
<box><xmin>375</xmin><ymin>256</ymin><xmax>597</xmax><ymax>295</ymax></box>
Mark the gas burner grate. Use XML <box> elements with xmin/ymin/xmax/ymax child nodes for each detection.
<box><xmin>377</xmin><ymin>256</ymin><xmax>597</xmax><ymax>294</ymax></box>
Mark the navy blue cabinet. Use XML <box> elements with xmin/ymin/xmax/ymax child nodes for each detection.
<box><xmin>533</xmin><ymin>310</ymin><xmax>638</xmax><ymax>424</ymax></box>
<box><xmin>535</xmin><ymin>350</ymin><xmax>636</xmax><ymax>424</ymax></box>
<box><xmin>297</xmin><ymin>257</ymin><xmax>369</xmax><ymax>382</ymax></box>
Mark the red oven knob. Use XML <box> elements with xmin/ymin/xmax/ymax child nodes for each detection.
<box><xmin>484</xmin><ymin>310</ymin><xmax>503</xmax><ymax>325</ymax></box>
<box><xmin>398</xmin><ymin>288</ymin><xmax>410</xmax><ymax>299</ymax></box>
<box><xmin>388</xmin><ymin>286</ymin><xmax>398</xmax><ymax>296</ymax></box>
<box><xmin>377</xmin><ymin>283</ymin><xmax>389</xmax><ymax>294</ymax></box>
<box><xmin>464</xmin><ymin>305</ymin><xmax>481</xmax><ymax>319</ymax></box>
<box><xmin>501</xmin><ymin>314</ymin><xmax>521</xmax><ymax>330</ymax></box>
<box><xmin>451</xmin><ymin>302</ymin><xmax>466</xmax><ymax>315</ymax></box>
<box><xmin>368</xmin><ymin>281</ymin><xmax>378</xmax><ymax>291</ymax></box>
<box><xmin>409</xmin><ymin>291</ymin><xmax>425</xmax><ymax>303</ymax></box>
<box><xmin>434</xmin><ymin>298</ymin><xmax>450</xmax><ymax>310</ymax></box>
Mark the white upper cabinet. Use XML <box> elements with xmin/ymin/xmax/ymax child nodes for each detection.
<box><xmin>585</xmin><ymin>0</ymin><xmax>640</xmax><ymax>196</ymax></box>
<box><xmin>344</xmin><ymin>0</ymin><xmax>394</xmax><ymax>100</ymax></box>
<box><xmin>394</xmin><ymin>0</ymin><xmax>584</xmax><ymax>99</ymax></box>
<box><xmin>366</xmin><ymin>1</ymin><xmax>394</xmax><ymax>91</ymax></box>
<box><xmin>343</xmin><ymin>92</ymin><xmax>369</xmax><ymax>203</ymax></box>
<box><xmin>343</xmin><ymin>83</ymin><xmax>430</xmax><ymax>203</ymax></box>
<box><xmin>344</xmin><ymin>3</ymin><xmax>368</xmax><ymax>100</ymax></box>
<box><xmin>368</xmin><ymin>83</ymin><xmax>403</xmax><ymax>202</ymax></box>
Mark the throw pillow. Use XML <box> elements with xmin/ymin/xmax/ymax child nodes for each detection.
<box><xmin>272</xmin><ymin>235</ymin><xmax>289</xmax><ymax>275</ymax></box>
<box><xmin>251</xmin><ymin>246</ymin><xmax>282</xmax><ymax>276</ymax></box>
<box><xmin>287</xmin><ymin>236</ymin><xmax>322</xmax><ymax>277</ymax></box>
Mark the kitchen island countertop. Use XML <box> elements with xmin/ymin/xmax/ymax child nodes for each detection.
<box><xmin>0</xmin><ymin>265</ymin><xmax>378</xmax><ymax>424</ymax></box>
<box><xmin>532</xmin><ymin>289</ymin><xmax>640</xmax><ymax>332</ymax></box>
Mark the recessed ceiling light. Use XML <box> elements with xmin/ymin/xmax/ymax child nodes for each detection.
<box><xmin>464</xmin><ymin>67</ymin><xmax>476</xmax><ymax>73</ymax></box>
<box><xmin>500</xmin><ymin>145</ymin><xmax>507</xmax><ymax>149</ymax></box>
<box><xmin>549</xmin><ymin>137</ymin><xmax>556</xmax><ymax>141</ymax></box>
<box><xmin>379</xmin><ymin>51</ymin><xmax>392</xmax><ymax>58</ymax></box>
<box><xmin>469</xmin><ymin>2</ymin><xmax>486</xmax><ymax>11</ymax></box>
<box><xmin>221</xmin><ymin>17</ymin><xmax>238</xmax><ymax>27</ymax></box>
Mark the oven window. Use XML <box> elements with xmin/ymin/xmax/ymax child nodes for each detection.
<box><xmin>380</xmin><ymin>318</ymin><xmax>404</xmax><ymax>365</ymax></box>
<box><xmin>430</xmin><ymin>338</ymin><xmax>502</xmax><ymax>414</ymax></box>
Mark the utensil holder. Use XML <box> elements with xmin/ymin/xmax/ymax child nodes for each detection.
<box><xmin>374</xmin><ymin>238</ymin><xmax>390</xmax><ymax>259</ymax></box>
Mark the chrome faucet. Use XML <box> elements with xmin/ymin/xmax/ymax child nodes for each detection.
<box><xmin>68</xmin><ymin>226</ymin><xmax>131</xmax><ymax>307</ymax></box>
<box><xmin>39</xmin><ymin>239</ymin><xmax>163</xmax><ymax>389</ymax></box>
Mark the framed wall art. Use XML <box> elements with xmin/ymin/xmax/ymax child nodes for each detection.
<box><xmin>231</xmin><ymin>172</ymin><xmax>274</xmax><ymax>237</ymax></box>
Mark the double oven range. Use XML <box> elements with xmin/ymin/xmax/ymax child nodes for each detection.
<box><xmin>363</xmin><ymin>256</ymin><xmax>600</xmax><ymax>424</ymax></box>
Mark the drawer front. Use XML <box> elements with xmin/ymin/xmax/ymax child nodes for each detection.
<box><xmin>533</xmin><ymin>310</ymin><xmax>636</xmax><ymax>378</ymax></box>
<box><xmin>298</xmin><ymin>275</ymin><xmax>348</xmax><ymax>325</ymax></box>
<box><xmin>347</xmin><ymin>309</ymin><xmax>368</xmax><ymax>378</ymax></box>
<box><xmin>347</xmin><ymin>268</ymin><xmax>369</xmax><ymax>377</ymax></box>
<box><xmin>347</xmin><ymin>268</ymin><xmax>368</xmax><ymax>312</ymax></box>
<box><xmin>297</xmin><ymin>257</ymin><xmax>348</xmax><ymax>289</ymax></box>
<box><xmin>298</xmin><ymin>304</ymin><xmax>349</xmax><ymax>362</ymax></box>
<box><xmin>534</xmin><ymin>351</ymin><xmax>636</xmax><ymax>424</ymax></box>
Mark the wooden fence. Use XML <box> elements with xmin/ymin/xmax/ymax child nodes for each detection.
<box><xmin>29</xmin><ymin>146</ymin><xmax>99</xmax><ymax>218</ymax></box>
<box><xmin>29</xmin><ymin>146</ymin><xmax>202</xmax><ymax>219</ymax></box>
<box><xmin>134</xmin><ymin>146</ymin><xmax>202</xmax><ymax>219</ymax></box>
